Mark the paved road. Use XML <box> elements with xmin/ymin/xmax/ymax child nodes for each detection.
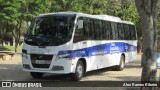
<box><xmin>0</xmin><ymin>54</ymin><xmax>159</xmax><ymax>90</ymax></box>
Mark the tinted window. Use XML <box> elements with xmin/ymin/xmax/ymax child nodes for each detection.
<box><xmin>103</xmin><ymin>21</ymin><xmax>112</xmax><ymax>40</ymax></box>
<box><xmin>94</xmin><ymin>20</ymin><xmax>100</xmax><ymax>40</ymax></box>
<box><xmin>117</xmin><ymin>23</ymin><xmax>124</xmax><ymax>40</ymax></box>
<box><xmin>73</xmin><ymin>17</ymin><xmax>88</xmax><ymax>43</ymax></box>
<box><xmin>25</xmin><ymin>15</ymin><xmax>75</xmax><ymax>46</ymax></box>
<box><xmin>88</xmin><ymin>19</ymin><xmax>94</xmax><ymax>39</ymax></box>
<box><xmin>74</xmin><ymin>17</ymin><xmax>136</xmax><ymax>42</ymax></box>
<box><xmin>129</xmin><ymin>25</ymin><xmax>136</xmax><ymax>40</ymax></box>
<box><xmin>111</xmin><ymin>22</ymin><xmax>118</xmax><ymax>40</ymax></box>
<box><xmin>102</xmin><ymin>21</ymin><xmax>106</xmax><ymax>39</ymax></box>
<box><xmin>83</xmin><ymin>18</ymin><xmax>90</xmax><ymax>39</ymax></box>
<box><xmin>99</xmin><ymin>20</ymin><xmax>103</xmax><ymax>40</ymax></box>
<box><xmin>123</xmin><ymin>24</ymin><xmax>130</xmax><ymax>40</ymax></box>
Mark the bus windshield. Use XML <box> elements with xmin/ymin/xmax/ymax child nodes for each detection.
<box><xmin>25</xmin><ymin>15</ymin><xmax>75</xmax><ymax>46</ymax></box>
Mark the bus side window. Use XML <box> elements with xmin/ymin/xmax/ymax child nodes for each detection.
<box><xmin>115</xmin><ymin>23</ymin><xmax>118</xmax><ymax>40</ymax></box>
<box><xmin>108</xmin><ymin>22</ymin><xmax>113</xmax><ymax>40</ymax></box>
<box><xmin>130</xmin><ymin>25</ymin><xmax>136</xmax><ymax>40</ymax></box>
<box><xmin>117</xmin><ymin>23</ymin><xmax>120</xmax><ymax>39</ymax></box>
<box><xmin>102</xmin><ymin>21</ymin><xmax>106</xmax><ymax>39</ymax></box>
<box><xmin>117</xmin><ymin>23</ymin><xmax>124</xmax><ymax>40</ymax></box>
<box><xmin>111</xmin><ymin>22</ymin><xmax>118</xmax><ymax>40</ymax></box>
<box><xmin>73</xmin><ymin>17</ymin><xmax>89</xmax><ymax>43</ymax></box>
<box><xmin>88</xmin><ymin>19</ymin><xmax>94</xmax><ymax>40</ymax></box>
<box><xmin>94</xmin><ymin>19</ymin><xmax>99</xmax><ymax>40</ymax></box>
<box><xmin>121</xmin><ymin>24</ymin><xmax>125</xmax><ymax>40</ymax></box>
<box><xmin>105</xmin><ymin>21</ymin><xmax>112</xmax><ymax>40</ymax></box>
<box><xmin>93</xmin><ymin>19</ymin><xmax>103</xmax><ymax>40</ymax></box>
<box><xmin>99</xmin><ymin>20</ymin><xmax>103</xmax><ymax>40</ymax></box>
<box><xmin>73</xmin><ymin>17</ymin><xmax>87</xmax><ymax>43</ymax></box>
<box><xmin>129</xmin><ymin>25</ymin><xmax>133</xmax><ymax>40</ymax></box>
<box><xmin>84</xmin><ymin>18</ymin><xmax>90</xmax><ymax>40</ymax></box>
<box><xmin>124</xmin><ymin>24</ymin><xmax>130</xmax><ymax>40</ymax></box>
<box><xmin>133</xmin><ymin>26</ymin><xmax>137</xmax><ymax>40</ymax></box>
<box><xmin>105</xmin><ymin>21</ymin><xmax>109</xmax><ymax>40</ymax></box>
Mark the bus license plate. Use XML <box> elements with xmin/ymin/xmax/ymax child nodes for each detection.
<box><xmin>36</xmin><ymin>60</ymin><xmax>45</xmax><ymax>64</ymax></box>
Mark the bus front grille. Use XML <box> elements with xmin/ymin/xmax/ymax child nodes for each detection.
<box><xmin>30</xmin><ymin>54</ymin><xmax>53</xmax><ymax>68</ymax></box>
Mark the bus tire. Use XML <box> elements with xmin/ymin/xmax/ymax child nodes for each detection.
<box><xmin>116</xmin><ymin>55</ymin><xmax>125</xmax><ymax>71</ymax></box>
<box><xmin>71</xmin><ymin>60</ymin><xmax>84</xmax><ymax>81</ymax></box>
<box><xmin>30</xmin><ymin>72</ymin><xmax>43</xmax><ymax>78</ymax></box>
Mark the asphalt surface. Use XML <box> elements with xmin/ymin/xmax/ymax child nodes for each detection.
<box><xmin>0</xmin><ymin>54</ymin><xmax>159</xmax><ymax>90</ymax></box>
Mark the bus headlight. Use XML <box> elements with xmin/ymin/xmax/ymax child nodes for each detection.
<box><xmin>22</xmin><ymin>49</ymin><xmax>28</xmax><ymax>59</ymax></box>
<box><xmin>56</xmin><ymin>55</ymin><xmax>63</xmax><ymax>60</ymax></box>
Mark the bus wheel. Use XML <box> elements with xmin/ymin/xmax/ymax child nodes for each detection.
<box><xmin>116</xmin><ymin>55</ymin><xmax>125</xmax><ymax>71</ymax></box>
<box><xmin>30</xmin><ymin>72</ymin><xmax>43</xmax><ymax>78</ymax></box>
<box><xmin>71</xmin><ymin>60</ymin><xmax>84</xmax><ymax>81</ymax></box>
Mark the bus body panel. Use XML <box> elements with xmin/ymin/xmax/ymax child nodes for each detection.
<box><xmin>22</xmin><ymin>42</ymin><xmax>74</xmax><ymax>74</ymax></box>
<box><xmin>22</xmin><ymin>40</ymin><xmax>137</xmax><ymax>73</ymax></box>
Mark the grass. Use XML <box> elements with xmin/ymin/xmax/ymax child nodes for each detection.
<box><xmin>0</xmin><ymin>46</ymin><xmax>22</xmax><ymax>53</ymax></box>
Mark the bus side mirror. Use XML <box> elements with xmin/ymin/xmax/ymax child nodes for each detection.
<box><xmin>77</xmin><ymin>20</ymin><xmax>83</xmax><ymax>29</ymax></box>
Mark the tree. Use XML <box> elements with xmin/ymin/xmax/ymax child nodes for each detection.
<box><xmin>8</xmin><ymin>0</ymin><xmax>23</xmax><ymax>52</ymax></box>
<box><xmin>0</xmin><ymin>0</ymin><xmax>50</xmax><ymax>52</ymax></box>
<box><xmin>0</xmin><ymin>0</ymin><xmax>11</xmax><ymax>46</ymax></box>
<box><xmin>135</xmin><ymin>0</ymin><xmax>159</xmax><ymax>90</ymax></box>
<box><xmin>50</xmin><ymin>0</ymin><xmax>84</xmax><ymax>12</ymax></box>
<box><xmin>0</xmin><ymin>0</ymin><xmax>142</xmax><ymax>53</ymax></box>
<box><xmin>22</xmin><ymin>0</ymin><xmax>50</xmax><ymax>22</ymax></box>
<box><xmin>0</xmin><ymin>0</ymin><xmax>23</xmax><ymax>50</ymax></box>
<box><xmin>158</xmin><ymin>1</ymin><xmax>160</xmax><ymax>40</ymax></box>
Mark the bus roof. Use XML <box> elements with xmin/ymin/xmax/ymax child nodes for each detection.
<box><xmin>39</xmin><ymin>11</ymin><xmax>134</xmax><ymax>25</ymax></box>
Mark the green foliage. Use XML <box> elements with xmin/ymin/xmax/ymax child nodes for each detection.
<box><xmin>51</xmin><ymin>0</ymin><xmax>83</xmax><ymax>12</ymax></box>
<box><xmin>21</xmin><ymin>0</ymin><xmax>50</xmax><ymax>21</ymax></box>
<box><xmin>0</xmin><ymin>46</ymin><xmax>22</xmax><ymax>52</ymax></box>
<box><xmin>0</xmin><ymin>0</ymin><xmax>144</xmax><ymax>45</ymax></box>
<box><xmin>158</xmin><ymin>1</ymin><xmax>160</xmax><ymax>40</ymax></box>
<box><xmin>50</xmin><ymin>0</ymin><xmax>141</xmax><ymax>38</ymax></box>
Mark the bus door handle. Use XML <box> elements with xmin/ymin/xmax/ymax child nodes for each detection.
<box><xmin>82</xmin><ymin>42</ymin><xmax>87</xmax><ymax>44</ymax></box>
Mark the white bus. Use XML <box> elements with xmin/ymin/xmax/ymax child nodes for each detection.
<box><xmin>22</xmin><ymin>12</ymin><xmax>137</xmax><ymax>81</ymax></box>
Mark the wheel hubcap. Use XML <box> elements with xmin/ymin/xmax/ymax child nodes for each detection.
<box><xmin>121</xmin><ymin>60</ymin><xmax>124</xmax><ymax>68</ymax></box>
<box><xmin>121</xmin><ymin>57</ymin><xmax>124</xmax><ymax>68</ymax></box>
<box><xmin>77</xmin><ymin>65</ymin><xmax>83</xmax><ymax>77</ymax></box>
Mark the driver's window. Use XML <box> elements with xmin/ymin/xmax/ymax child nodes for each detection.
<box><xmin>73</xmin><ymin>17</ymin><xmax>86</xmax><ymax>43</ymax></box>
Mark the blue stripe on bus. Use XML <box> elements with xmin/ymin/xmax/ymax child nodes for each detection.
<box><xmin>57</xmin><ymin>42</ymin><xmax>137</xmax><ymax>58</ymax></box>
